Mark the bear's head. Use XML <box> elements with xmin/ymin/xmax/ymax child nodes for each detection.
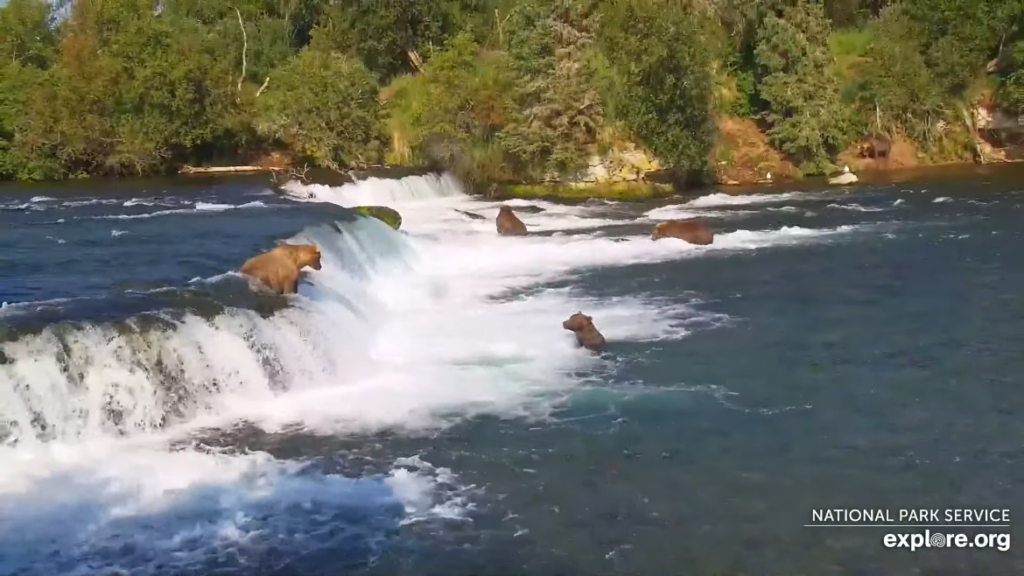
<box><xmin>562</xmin><ymin>312</ymin><xmax>594</xmax><ymax>332</ymax></box>
<box><xmin>651</xmin><ymin>222</ymin><xmax>668</xmax><ymax>241</ymax></box>
<box><xmin>277</xmin><ymin>242</ymin><xmax>322</xmax><ymax>270</ymax></box>
<box><xmin>498</xmin><ymin>205</ymin><xmax>514</xmax><ymax>216</ymax></box>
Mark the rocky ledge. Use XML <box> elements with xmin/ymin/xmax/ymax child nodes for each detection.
<box><xmin>499</xmin><ymin>142</ymin><xmax>676</xmax><ymax>201</ymax></box>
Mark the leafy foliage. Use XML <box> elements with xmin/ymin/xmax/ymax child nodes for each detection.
<box><xmin>755</xmin><ymin>1</ymin><xmax>852</xmax><ymax>174</ymax></box>
<box><xmin>255</xmin><ymin>49</ymin><xmax>384</xmax><ymax>169</ymax></box>
<box><xmin>498</xmin><ymin>0</ymin><xmax>604</xmax><ymax>177</ymax></box>
<box><xmin>856</xmin><ymin>7</ymin><xmax>948</xmax><ymax>144</ymax></box>
<box><xmin>385</xmin><ymin>32</ymin><xmax>519</xmax><ymax>183</ymax></box>
<box><xmin>997</xmin><ymin>41</ymin><xmax>1024</xmax><ymax>115</ymax></box>
<box><xmin>596</xmin><ymin>0</ymin><xmax>717</xmax><ymax>176</ymax></box>
<box><xmin>0</xmin><ymin>0</ymin><xmax>1018</xmax><ymax>182</ymax></box>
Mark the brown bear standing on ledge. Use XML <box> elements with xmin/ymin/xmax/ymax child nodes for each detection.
<box><xmin>562</xmin><ymin>312</ymin><xmax>607</xmax><ymax>352</ymax></box>
<box><xmin>240</xmin><ymin>242</ymin><xmax>322</xmax><ymax>295</ymax></box>
<box><xmin>651</xmin><ymin>219</ymin><xmax>714</xmax><ymax>245</ymax></box>
<box><xmin>496</xmin><ymin>205</ymin><xmax>528</xmax><ymax>236</ymax></box>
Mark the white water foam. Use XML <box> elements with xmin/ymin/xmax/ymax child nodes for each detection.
<box><xmin>680</xmin><ymin>191</ymin><xmax>825</xmax><ymax>208</ymax></box>
<box><xmin>0</xmin><ymin>443</ymin><xmax>459</xmax><ymax>576</ymax></box>
<box><xmin>91</xmin><ymin>200</ymin><xmax>269</xmax><ymax>220</ymax></box>
<box><xmin>826</xmin><ymin>203</ymin><xmax>886</xmax><ymax>212</ymax></box>
<box><xmin>0</xmin><ymin>172</ymin><xmax>873</xmax><ymax>574</ymax></box>
<box><xmin>644</xmin><ymin>204</ymin><xmax>753</xmax><ymax>220</ymax></box>
<box><xmin>642</xmin><ymin>190</ymin><xmax>835</xmax><ymax>220</ymax></box>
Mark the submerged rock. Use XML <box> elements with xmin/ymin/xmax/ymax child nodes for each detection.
<box><xmin>454</xmin><ymin>208</ymin><xmax>486</xmax><ymax>220</ymax></box>
<box><xmin>354</xmin><ymin>205</ymin><xmax>402</xmax><ymax>230</ymax></box>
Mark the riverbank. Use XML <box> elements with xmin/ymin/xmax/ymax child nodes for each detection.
<box><xmin>4</xmin><ymin>157</ymin><xmax>1022</xmax><ymax>215</ymax></box>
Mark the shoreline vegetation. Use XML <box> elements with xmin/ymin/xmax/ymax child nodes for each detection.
<box><xmin>0</xmin><ymin>0</ymin><xmax>1021</xmax><ymax>202</ymax></box>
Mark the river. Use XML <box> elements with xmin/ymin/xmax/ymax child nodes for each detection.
<box><xmin>1</xmin><ymin>164</ymin><xmax>1022</xmax><ymax>575</ymax></box>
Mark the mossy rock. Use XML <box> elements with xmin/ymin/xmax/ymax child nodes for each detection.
<box><xmin>500</xmin><ymin>181</ymin><xmax>674</xmax><ymax>203</ymax></box>
<box><xmin>354</xmin><ymin>205</ymin><xmax>402</xmax><ymax>230</ymax></box>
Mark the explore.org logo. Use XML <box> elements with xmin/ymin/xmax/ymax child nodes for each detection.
<box><xmin>882</xmin><ymin>530</ymin><xmax>1011</xmax><ymax>552</ymax></box>
<box><xmin>805</xmin><ymin>508</ymin><xmax>1012</xmax><ymax>553</ymax></box>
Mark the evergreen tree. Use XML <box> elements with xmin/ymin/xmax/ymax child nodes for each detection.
<box><xmin>756</xmin><ymin>0</ymin><xmax>851</xmax><ymax>174</ymax></box>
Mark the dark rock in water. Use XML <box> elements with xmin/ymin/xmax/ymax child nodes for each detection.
<box><xmin>513</xmin><ymin>204</ymin><xmax>545</xmax><ymax>214</ymax></box>
<box><xmin>354</xmin><ymin>206</ymin><xmax>402</xmax><ymax>230</ymax></box>
<box><xmin>454</xmin><ymin>209</ymin><xmax>486</xmax><ymax>220</ymax></box>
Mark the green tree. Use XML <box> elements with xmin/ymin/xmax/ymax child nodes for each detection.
<box><xmin>902</xmin><ymin>0</ymin><xmax>1023</xmax><ymax>96</ymax></box>
<box><xmin>498</xmin><ymin>0</ymin><xmax>604</xmax><ymax>176</ymax></box>
<box><xmin>309</xmin><ymin>0</ymin><xmax>486</xmax><ymax>82</ymax></box>
<box><xmin>0</xmin><ymin>0</ymin><xmax>59</xmax><ymax>179</ymax></box>
<box><xmin>997</xmin><ymin>41</ymin><xmax>1024</xmax><ymax>114</ymax></box>
<box><xmin>0</xmin><ymin>0</ymin><xmax>58</xmax><ymax>68</ymax></box>
<box><xmin>386</xmin><ymin>31</ymin><xmax>519</xmax><ymax>183</ymax></box>
<box><xmin>254</xmin><ymin>48</ymin><xmax>385</xmax><ymax>169</ymax></box>
<box><xmin>755</xmin><ymin>0</ymin><xmax>851</xmax><ymax>174</ymax></box>
<box><xmin>10</xmin><ymin>0</ymin><xmax>248</xmax><ymax>177</ymax></box>
<box><xmin>857</xmin><ymin>7</ymin><xmax>948</xmax><ymax>144</ymax></box>
<box><xmin>596</xmin><ymin>0</ymin><xmax>717</xmax><ymax>176</ymax></box>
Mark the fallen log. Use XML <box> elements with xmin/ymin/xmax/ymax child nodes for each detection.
<box><xmin>179</xmin><ymin>165</ymin><xmax>285</xmax><ymax>175</ymax></box>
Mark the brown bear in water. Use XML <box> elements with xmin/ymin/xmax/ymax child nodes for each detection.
<box><xmin>496</xmin><ymin>205</ymin><xmax>528</xmax><ymax>236</ymax></box>
<box><xmin>240</xmin><ymin>242</ymin><xmax>322</xmax><ymax>295</ymax></box>
<box><xmin>651</xmin><ymin>219</ymin><xmax>714</xmax><ymax>245</ymax></box>
<box><xmin>562</xmin><ymin>312</ymin><xmax>606</xmax><ymax>352</ymax></box>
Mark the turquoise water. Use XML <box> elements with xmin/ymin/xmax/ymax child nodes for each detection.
<box><xmin>1</xmin><ymin>167</ymin><xmax>1022</xmax><ymax>575</ymax></box>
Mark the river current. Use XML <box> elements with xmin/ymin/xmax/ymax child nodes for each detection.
<box><xmin>0</xmin><ymin>166</ymin><xmax>1022</xmax><ymax>575</ymax></box>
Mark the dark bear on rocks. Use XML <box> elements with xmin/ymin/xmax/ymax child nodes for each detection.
<box><xmin>496</xmin><ymin>205</ymin><xmax>528</xmax><ymax>236</ymax></box>
<box><xmin>562</xmin><ymin>312</ymin><xmax>607</xmax><ymax>352</ymax></box>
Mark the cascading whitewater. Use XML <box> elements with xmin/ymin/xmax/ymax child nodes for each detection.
<box><xmin>0</xmin><ymin>215</ymin><xmax>409</xmax><ymax>447</ymax></box>
<box><xmin>0</xmin><ymin>171</ymin><xmax>875</xmax><ymax>449</ymax></box>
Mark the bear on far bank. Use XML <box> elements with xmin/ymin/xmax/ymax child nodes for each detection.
<box><xmin>651</xmin><ymin>219</ymin><xmax>714</xmax><ymax>245</ymax></box>
<box><xmin>859</xmin><ymin>137</ymin><xmax>891</xmax><ymax>159</ymax></box>
<box><xmin>563</xmin><ymin>312</ymin><xmax>607</xmax><ymax>352</ymax></box>
<box><xmin>240</xmin><ymin>242</ymin><xmax>322</xmax><ymax>295</ymax></box>
<box><xmin>496</xmin><ymin>205</ymin><xmax>528</xmax><ymax>236</ymax></box>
